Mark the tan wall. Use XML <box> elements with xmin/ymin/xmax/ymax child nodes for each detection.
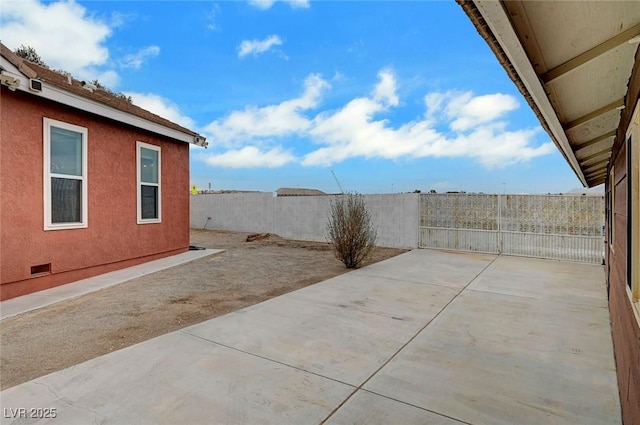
<box><xmin>0</xmin><ymin>88</ymin><xmax>190</xmax><ymax>300</ymax></box>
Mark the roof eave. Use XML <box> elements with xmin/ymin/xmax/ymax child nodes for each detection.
<box><xmin>459</xmin><ymin>0</ymin><xmax>588</xmax><ymax>187</ymax></box>
<box><xmin>1</xmin><ymin>54</ymin><xmax>207</xmax><ymax>147</ymax></box>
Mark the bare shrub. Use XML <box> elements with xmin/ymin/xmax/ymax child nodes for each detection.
<box><xmin>327</xmin><ymin>193</ymin><xmax>378</xmax><ymax>268</ymax></box>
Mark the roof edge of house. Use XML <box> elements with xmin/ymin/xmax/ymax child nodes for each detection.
<box><xmin>0</xmin><ymin>43</ymin><xmax>207</xmax><ymax>147</ymax></box>
<box><xmin>456</xmin><ymin>0</ymin><xmax>587</xmax><ymax>187</ymax></box>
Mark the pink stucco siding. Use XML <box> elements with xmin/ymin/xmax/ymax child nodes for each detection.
<box><xmin>1</xmin><ymin>88</ymin><xmax>190</xmax><ymax>300</ymax></box>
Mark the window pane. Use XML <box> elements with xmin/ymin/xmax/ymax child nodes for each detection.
<box><xmin>141</xmin><ymin>185</ymin><xmax>158</xmax><ymax>219</ymax></box>
<box><xmin>51</xmin><ymin>178</ymin><xmax>81</xmax><ymax>223</ymax></box>
<box><xmin>51</xmin><ymin>127</ymin><xmax>82</xmax><ymax>176</ymax></box>
<box><xmin>140</xmin><ymin>147</ymin><xmax>158</xmax><ymax>183</ymax></box>
<box><xmin>628</xmin><ymin>135</ymin><xmax>632</xmax><ymax>290</ymax></box>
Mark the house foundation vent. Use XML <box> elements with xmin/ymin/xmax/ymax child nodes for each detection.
<box><xmin>31</xmin><ymin>263</ymin><xmax>51</xmax><ymax>276</ymax></box>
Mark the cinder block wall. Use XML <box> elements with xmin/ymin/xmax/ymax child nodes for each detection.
<box><xmin>274</xmin><ymin>196</ymin><xmax>332</xmax><ymax>243</ymax></box>
<box><xmin>366</xmin><ymin>194</ymin><xmax>420</xmax><ymax>248</ymax></box>
<box><xmin>190</xmin><ymin>192</ymin><xmax>275</xmax><ymax>233</ymax></box>
<box><xmin>190</xmin><ymin>193</ymin><xmax>419</xmax><ymax>249</ymax></box>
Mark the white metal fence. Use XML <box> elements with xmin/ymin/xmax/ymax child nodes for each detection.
<box><xmin>419</xmin><ymin>194</ymin><xmax>605</xmax><ymax>263</ymax></box>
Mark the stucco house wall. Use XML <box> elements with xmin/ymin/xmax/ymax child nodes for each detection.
<box><xmin>1</xmin><ymin>88</ymin><xmax>190</xmax><ymax>300</ymax></box>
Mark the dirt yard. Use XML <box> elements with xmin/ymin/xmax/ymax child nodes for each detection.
<box><xmin>0</xmin><ymin>230</ymin><xmax>406</xmax><ymax>390</ymax></box>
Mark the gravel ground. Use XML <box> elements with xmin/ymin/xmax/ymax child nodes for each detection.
<box><xmin>0</xmin><ymin>229</ymin><xmax>406</xmax><ymax>390</ymax></box>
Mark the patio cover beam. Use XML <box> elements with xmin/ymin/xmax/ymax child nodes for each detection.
<box><xmin>542</xmin><ymin>24</ymin><xmax>640</xmax><ymax>84</ymax></box>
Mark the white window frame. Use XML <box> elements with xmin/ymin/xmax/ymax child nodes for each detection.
<box><xmin>136</xmin><ymin>141</ymin><xmax>161</xmax><ymax>224</ymax></box>
<box><xmin>43</xmin><ymin>118</ymin><xmax>88</xmax><ymax>230</ymax></box>
<box><xmin>626</xmin><ymin>100</ymin><xmax>639</xmax><ymax>323</ymax></box>
<box><xmin>610</xmin><ymin>166</ymin><xmax>615</xmax><ymax>252</ymax></box>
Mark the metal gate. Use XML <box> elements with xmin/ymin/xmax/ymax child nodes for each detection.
<box><xmin>419</xmin><ymin>194</ymin><xmax>604</xmax><ymax>263</ymax></box>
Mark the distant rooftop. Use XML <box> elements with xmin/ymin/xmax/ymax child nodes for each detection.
<box><xmin>276</xmin><ymin>188</ymin><xmax>327</xmax><ymax>197</ymax></box>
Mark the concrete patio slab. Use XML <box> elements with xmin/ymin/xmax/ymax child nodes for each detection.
<box><xmin>364</xmin><ymin>283</ymin><xmax>618</xmax><ymax>424</ymax></box>
<box><xmin>286</xmin><ymin>272</ymin><xmax>460</xmax><ymax>321</ymax></box>
<box><xmin>0</xmin><ymin>250</ymin><xmax>620</xmax><ymax>425</ymax></box>
<box><xmin>183</xmin><ymin>277</ymin><xmax>458</xmax><ymax>387</ymax></box>
<box><xmin>0</xmin><ymin>330</ymin><xmax>354</xmax><ymax>425</ymax></box>
<box><xmin>0</xmin><ymin>249</ymin><xmax>223</xmax><ymax>320</ymax></box>
<box><xmin>355</xmin><ymin>249</ymin><xmax>496</xmax><ymax>288</ymax></box>
<box><xmin>468</xmin><ymin>255</ymin><xmax>607</xmax><ymax>306</ymax></box>
<box><xmin>323</xmin><ymin>390</ymin><xmax>466</xmax><ymax>425</ymax></box>
<box><xmin>183</xmin><ymin>250</ymin><xmax>482</xmax><ymax>387</ymax></box>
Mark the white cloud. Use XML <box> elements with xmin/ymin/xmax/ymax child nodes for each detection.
<box><xmin>198</xmin><ymin>69</ymin><xmax>554</xmax><ymax>170</ymax></box>
<box><xmin>457</xmin><ymin>125</ymin><xmax>555</xmax><ymax>168</ymax></box>
<box><xmin>248</xmin><ymin>0</ymin><xmax>310</xmax><ymax>9</ymax></box>
<box><xmin>238</xmin><ymin>35</ymin><xmax>283</xmax><ymax>58</ymax></box>
<box><xmin>0</xmin><ymin>0</ymin><xmax>164</xmax><ymax>88</ymax></box>
<box><xmin>304</xmin><ymin>82</ymin><xmax>553</xmax><ymax>167</ymax></box>
<box><xmin>452</xmin><ymin>93</ymin><xmax>519</xmax><ymax>131</ymax></box>
<box><xmin>303</xmin><ymin>71</ymin><xmax>429</xmax><ymax>165</ymax></box>
<box><xmin>425</xmin><ymin>91</ymin><xmax>519</xmax><ymax>130</ymax></box>
<box><xmin>424</xmin><ymin>92</ymin><xmax>448</xmax><ymax>121</ymax></box>
<box><xmin>125</xmin><ymin>92</ymin><xmax>196</xmax><ymax>129</ymax></box>
<box><xmin>248</xmin><ymin>0</ymin><xmax>275</xmax><ymax>9</ymax></box>
<box><xmin>331</xmin><ymin>71</ymin><xmax>345</xmax><ymax>82</ymax></box>
<box><xmin>284</xmin><ymin>0</ymin><xmax>310</xmax><ymax>8</ymax></box>
<box><xmin>0</xmin><ymin>0</ymin><xmax>111</xmax><ymax>77</ymax></box>
<box><xmin>95</xmin><ymin>70</ymin><xmax>120</xmax><ymax>88</ymax></box>
<box><xmin>121</xmin><ymin>45</ymin><xmax>160</xmax><ymax>69</ymax></box>
<box><xmin>108</xmin><ymin>11</ymin><xmax>134</xmax><ymax>29</ymax></box>
<box><xmin>372</xmin><ymin>69</ymin><xmax>399</xmax><ymax>107</ymax></box>
<box><xmin>206</xmin><ymin>4</ymin><xmax>221</xmax><ymax>31</ymax></box>
<box><xmin>204</xmin><ymin>74</ymin><xmax>330</xmax><ymax>145</ymax></box>
<box><xmin>199</xmin><ymin>146</ymin><xmax>295</xmax><ymax>168</ymax></box>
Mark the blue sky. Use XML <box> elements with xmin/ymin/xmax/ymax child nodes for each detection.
<box><xmin>1</xmin><ymin>0</ymin><xmax>597</xmax><ymax>194</ymax></box>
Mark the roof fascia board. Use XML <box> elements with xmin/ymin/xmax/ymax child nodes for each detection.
<box><xmin>1</xmin><ymin>57</ymin><xmax>195</xmax><ymax>145</ymax></box>
<box><xmin>1</xmin><ymin>57</ymin><xmax>31</xmax><ymax>90</ymax></box>
<box><xmin>473</xmin><ymin>0</ymin><xmax>587</xmax><ymax>186</ymax></box>
<box><xmin>43</xmin><ymin>85</ymin><xmax>195</xmax><ymax>144</ymax></box>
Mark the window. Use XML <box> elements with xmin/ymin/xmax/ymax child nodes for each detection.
<box><xmin>628</xmin><ymin>135</ymin><xmax>633</xmax><ymax>291</ymax></box>
<box><xmin>634</xmin><ymin>132</ymin><xmax>639</xmax><ymax>304</ymax></box>
<box><xmin>44</xmin><ymin>118</ymin><xmax>88</xmax><ymax>230</ymax></box>
<box><xmin>627</xmin><ymin>101</ymin><xmax>639</xmax><ymax>307</ymax></box>
<box><xmin>609</xmin><ymin>166</ymin><xmax>615</xmax><ymax>251</ymax></box>
<box><xmin>137</xmin><ymin>142</ymin><xmax>161</xmax><ymax>223</ymax></box>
